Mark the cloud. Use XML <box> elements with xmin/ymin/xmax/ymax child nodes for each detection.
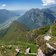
<box><xmin>42</xmin><ymin>0</ymin><xmax>56</xmax><ymax>6</ymax></box>
<box><xmin>2</xmin><ymin>4</ymin><xmax>6</xmax><ymax>7</ymax></box>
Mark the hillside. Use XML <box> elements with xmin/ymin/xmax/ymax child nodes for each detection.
<box><xmin>0</xmin><ymin>21</ymin><xmax>50</xmax><ymax>43</ymax></box>
<box><xmin>0</xmin><ymin>22</ymin><xmax>37</xmax><ymax>56</ymax></box>
<box><xmin>1</xmin><ymin>21</ymin><xmax>29</xmax><ymax>42</ymax></box>
<box><xmin>0</xmin><ymin>8</ymin><xmax>56</xmax><ymax>56</ymax></box>
<box><xmin>0</xmin><ymin>22</ymin><xmax>56</xmax><ymax>56</ymax></box>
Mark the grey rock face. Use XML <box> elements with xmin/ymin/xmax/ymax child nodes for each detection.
<box><xmin>37</xmin><ymin>48</ymin><xmax>45</xmax><ymax>56</ymax></box>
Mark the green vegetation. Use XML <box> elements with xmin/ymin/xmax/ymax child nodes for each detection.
<box><xmin>50</xmin><ymin>37</ymin><xmax>56</xmax><ymax>43</ymax></box>
<box><xmin>51</xmin><ymin>24</ymin><xmax>56</xmax><ymax>36</ymax></box>
<box><xmin>0</xmin><ymin>21</ymin><xmax>37</xmax><ymax>56</ymax></box>
<box><xmin>0</xmin><ymin>21</ymin><xmax>56</xmax><ymax>56</ymax></box>
<box><xmin>0</xmin><ymin>42</ymin><xmax>37</xmax><ymax>56</ymax></box>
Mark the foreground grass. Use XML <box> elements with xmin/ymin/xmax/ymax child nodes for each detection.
<box><xmin>0</xmin><ymin>40</ymin><xmax>37</xmax><ymax>56</ymax></box>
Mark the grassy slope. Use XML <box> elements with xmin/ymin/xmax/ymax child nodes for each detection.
<box><xmin>1</xmin><ymin>22</ymin><xmax>56</xmax><ymax>56</ymax></box>
<box><xmin>1</xmin><ymin>21</ymin><xmax>28</xmax><ymax>41</ymax></box>
<box><xmin>0</xmin><ymin>22</ymin><xmax>37</xmax><ymax>56</ymax></box>
<box><xmin>49</xmin><ymin>23</ymin><xmax>56</xmax><ymax>43</ymax></box>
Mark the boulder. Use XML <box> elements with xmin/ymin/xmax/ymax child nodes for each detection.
<box><xmin>15</xmin><ymin>48</ymin><xmax>20</xmax><ymax>53</ymax></box>
<box><xmin>37</xmin><ymin>48</ymin><xmax>45</xmax><ymax>56</ymax></box>
<box><xmin>25</xmin><ymin>48</ymin><xmax>31</xmax><ymax>54</ymax></box>
<box><xmin>54</xmin><ymin>43</ymin><xmax>56</xmax><ymax>45</ymax></box>
<box><xmin>44</xmin><ymin>35</ymin><xmax>51</xmax><ymax>41</ymax></box>
<box><xmin>15</xmin><ymin>48</ymin><xmax>20</xmax><ymax>56</ymax></box>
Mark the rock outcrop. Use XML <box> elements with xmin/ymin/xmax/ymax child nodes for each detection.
<box><xmin>25</xmin><ymin>47</ymin><xmax>31</xmax><ymax>54</ymax></box>
<box><xmin>37</xmin><ymin>48</ymin><xmax>45</xmax><ymax>56</ymax></box>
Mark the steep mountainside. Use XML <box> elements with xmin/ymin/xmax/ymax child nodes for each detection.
<box><xmin>0</xmin><ymin>7</ymin><xmax>56</xmax><ymax>56</ymax></box>
<box><xmin>0</xmin><ymin>21</ymin><xmax>50</xmax><ymax>43</ymax></box>
<box><xmin>0</xmin><ymin>21</ymin><xmax>29</xmax><ymax>42</ymax></box>
<box><xmin>18</xmin><ymin>8</ymin><xmax>56</xmax><ymax>29</ymax></box>
<box><xmin>1</xmin><ymin>21</ymin><xmax>56</xmax><ymax>44</ymax></box>
<box><xmin>0</xmin><ymin>21</ymin><xmax>56</xmax><ymax>56</ymax></box>
<box><xmin>0</xmin><ymin>22</ymin><xmax>56</xmax><ymax>51</ymax></box>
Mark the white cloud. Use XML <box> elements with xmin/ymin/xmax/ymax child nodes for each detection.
<box><xmin>2</xmin><ymin>4</ymin><xmax>6</xmax><ymax>7</ymax></box>
<box><xmin>42</xmin><ymin>0</ymin><xmax>56</xmax><ymax>6</ymax></box>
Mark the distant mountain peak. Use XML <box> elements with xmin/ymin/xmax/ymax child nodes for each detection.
<box><xmin>17</xmin><ymin>8</ymin><xmax>56</xmax><ymax>29</ymax></box>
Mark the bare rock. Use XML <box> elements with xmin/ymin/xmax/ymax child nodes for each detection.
<box><xmin>37</xmin><ymin>48</ymin><xmax>45</xmax><ymax>56</ymax></box>
<box><xmin>54</xmin><ymin>43</ymin><xmax>56</xmax><ymax>45</ymax></box>
<box><xmin>15</xmin><ymin>48</ymin><xmax>20</xmax><ymax>56</ymax></box>
<box><xmin>15</xmin><ymin>48</ymin><xmax>20</xmax><ymax>53</ymax></box>
<box><xmin>44</xmin><ymin>35</ymin><xmax>51</xmax><ymax>41</ymax></box>
<box><xmin>25</xmin><ymin>48</ymin><xmax>31</xmax><ymax>54</ymax></box>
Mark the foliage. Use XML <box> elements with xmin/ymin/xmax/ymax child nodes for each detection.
<box><xmin>51</xmin><ymin>24</ymin><xmax>56</xmax><ymax>36</ymax></box>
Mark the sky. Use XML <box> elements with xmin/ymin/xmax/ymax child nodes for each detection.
<box><xmin>0</xmin><ymin>0</ymin><xmax>56</xmax><ymax>10</ymax></box>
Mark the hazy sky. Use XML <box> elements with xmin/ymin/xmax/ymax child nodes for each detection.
<box><xmin>0</xmin><ymin>0</ymin><xmax>56</xmax><ymax>10</ymax></box>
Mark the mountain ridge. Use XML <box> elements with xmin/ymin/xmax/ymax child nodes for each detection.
<box><xmin>17</xmin><ymin>8</ymin><xmax>56</xmax><ymax>29</ymax></box>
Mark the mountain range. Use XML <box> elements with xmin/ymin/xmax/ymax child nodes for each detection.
<box><xmin>0</xmin><ymin>6</ymin><xmax>56</xmax><ymax>30</ymax></box>
<box><xmin>17</xmin><ymin>8</ymin><xmax>56</xmax><ymax>29</ymax></box>
<box><xmin>0</xmin><ymin>9</ymin><xmax>21</xmax><ymax>30</ymax></box>
<box><xmin>0</xmin><ymin>9</ymin><xmax>20</xmax><ymax>24</ymax></box>
<box><xmin>0</xmin><ymin>6</ymin><xmax>56</xmax><ymax>56</ymax></box>
<box><xmin>0</xmin><ymin>6</ymin><xmax>55</xmax><ymax>42</ymax></box>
